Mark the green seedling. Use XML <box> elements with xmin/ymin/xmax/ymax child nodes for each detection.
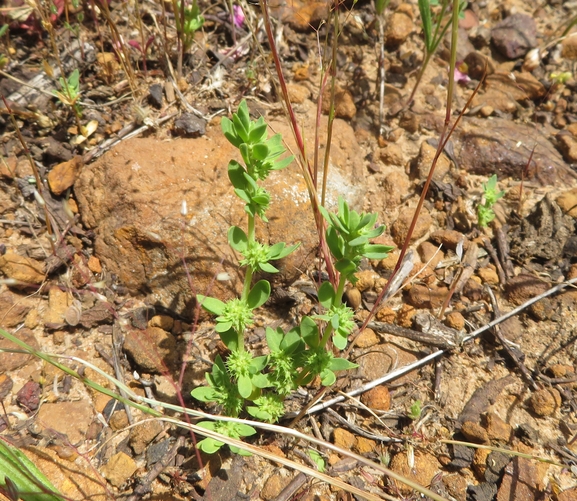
<box><xmin>308</xmin><ymin>449</ymin><xmax>326</xmax><ymax>472</ymax></box>
<box><xmin>52</xmin><ymin>68</ymin><xmax>84</xmax><ymax>134</ymax></box>
<box><xmin>477</xmin><ymin>174</ymin><xmax>504</xmax><ymax>228</ymax></box>
<box><xmin>173</xmin><ymin>0</ymin><xmax>204</xmax><ymax>56</ymax></box>
<box><xmin>407</xmin><ymin>0</ymin><xmax>466</xmax><ymax>106</ymax></box>
<box><xmin>408</xmin><ymin>399</ymin><xmax>422</xmax><ymax>420</ymax></box>
<box><xmin>191</xmin><ymin>101</ymin><xmax>393</xmax><ymax>454</ymax></box>
<box><xmin>0</xmin><ymin>438</ymin><xmax>63</xmax><ymax>501</ymax></box>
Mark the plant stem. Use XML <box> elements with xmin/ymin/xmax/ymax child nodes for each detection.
<box><xmin>319</xmin><ymin>274</ymin><xmax>347</xmax><ymax>349</ymax></box>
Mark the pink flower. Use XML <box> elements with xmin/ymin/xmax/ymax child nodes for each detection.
<box><xmin>232</xmin><ymin>5</ymin><xmax>245</xmax><ymax>28</ymax></box>
<box><xmin>454</xmin><ymin>62</ymin><xmax>471</xmax><ymax>84</ymax></box>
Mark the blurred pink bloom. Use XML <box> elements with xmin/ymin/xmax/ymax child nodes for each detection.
<box><xmin>454</xmin><ymin>63</ymin><xmax>471</xmax><ymax>84</ymax></box>
<box><xmin>232</xmin><ymin>5</ymin><xmax>245</xmax><ymax>28</ymax></box>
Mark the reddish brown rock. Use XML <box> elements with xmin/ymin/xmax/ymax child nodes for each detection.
<box><xmin>496</xmin><ymin>457</ymin><xmax>544</xmax><ymax>501</ymax></box>
<box><xmin>484</xmin><ymin>412</ymin><xmax>512</xmax><ymax>442</ymax></box>
<box><xmin>22</xmin><ymin>446</ymin><xmax>107</xmax><ymax>500</ymax></box>
<box><xmin>101</xmin><ymin>451</ymin><xmax>137</xmax><ymax>487</ymax></box>
<box><xmin>47</xmin><ymin>156</ymin><xmax>82</xmax><ymax>195</ymax></box>
<box><xmin>457</xmin><ymin>117</ymin><xmax>576</xmax><ymax>186</ymax></box>
<box><xmin>0</xmin><ymin>291</ymin><xmax>33</xmax><ymax>327</ymax></box>
<box><xmin>557</xmin><ymin>187</ymin><xmax>577</xmax><ymax>218</ymax></box>
<box><xmin>385</xmin><ymin>4</ymin><xmax>414</xmax><ymax>48</ymax></box>
<box><xmin>406</xmin><ymin>283</ymin><xmax>448</xmax><ymax>309</ymax></box>
<box><xmin>123</xmin><ymin>326</ymin><xmax>177</xmax><ymax>374</ymax></box>
<box><xmin>36</xmin><ymin>401</ymin><xmax>93</xmax><ymax>443</ymax></box>
<box><xmin>391</xmin><ymin>207</ymin><xmax>432</xmax><ymax>247</ymax></box>
<box><xmin>491</xmin><ymin>13</ymin><xmax>537</xmax><ymax>59</ymax></box>
<box><xmin>333</xmin><ymin>428</ymin><xmax>355</xmax><ymax>450</ymax></box>
<box><xmin>0</xmin><ymin>328</ymin><xmax>39</xmax><ymax>372</ymax></box>
<box><xmin>505</xmin><ymin>274</ymin><xmax>549</xmax><ymax>305</ymax></box>
<box><xmin>75</xmin><ymin>114</ymin><xmax>364</xmax><ymax>317</ymax></box>
<box><xmin>361</xmin><ymin>385</ymin><xmax>391</xmax><ymax>411</ymax></box>
<box><xmin>0</xmin><ymin>252</ymin><xmax>45</xmax><ymax>284</ymax></box>
<box><xmin>461</xmin><ymin>421</ymin><xmax>489</xmax><ymax>444</ymax></box>
<box><xmin>561</xmin><ymin>34</ymin><xmax>577</xmax><ymax>60</ymax></box>
<box><xmin>528</xmin><ymin>387</ymin><xmax>562</xmax><ymax>417</ymax></box>
<box><xmin>389</xmin><ymin>451</ymin><xmax>441</xmax><ymax>495</ymax></box>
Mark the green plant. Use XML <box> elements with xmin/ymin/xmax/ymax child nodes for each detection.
<box><xmin>0</xmin><ymin>438</ymin><xmax>63</xmax><ymax>501</ymax></box>
<box><xmin>408</xmin><ymin>399</ymin><xmax>422</xmax><ymax>420</ymax></box>
<box><xmin>407</xmin><ymin>0</ymin><xmax>466</xmax><ymax>106</ymax></box>
<box><xmin>308</xmin><ymin>449</ymin><xmax>326</xmax><ymax>472</ymax></box>
<box><xmin>52</xmin><ymin>68</ymin><xmax>85</xmax><ymax>135</ymax></box>
<box><xmin>191</xmin><ymin>101</ymin><xmax>393</xmax><ymax>454</ymax></box>
<box><xmin>171</xmin><ymin>0</ymin><xmax>204</xmax><ymax>76</ymax></box>
<box><xmin>477</xmin><ymin>174</ymin><xmax>505</xmax><ymax>228</ymax></box>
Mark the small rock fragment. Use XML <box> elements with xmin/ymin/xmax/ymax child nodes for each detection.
<box><xmin>391</xmin><ymin>207</ymin><xmax>432</xmax><ymax>247</ymax></box>
<box><xmin>491</xmin><ymin>13</ymin><xmax>537</xmax><ymax>59</ymax></box>
<box><xmin>407</xmin><ymin>283</ymin><xmax>448</xmax><ymax>309</ymax></box>
<box><xmin>445</xmin><ymin>311</ymin><xmax>465</xmax><ymax>331</ymax></box>
<box><xmin>477</xmin><ymin>267</ymin><xmax>499</xmax><ymax>285</ymax></box>
<box><xmin>322</xmin><ymin>85</ymin><xmax>356</xmax><ymax>119</ymax></box>
<box><xmin>148</xmin><ymin>83</ymin><xmax>164</xmax><ymax>108</ymax></box>
<box><xmin>333</xmin><ymin>428</ymin><xmax>356</xmax><ymax>450</ymax></box>
<box><xmin>261</xmin><ymin>473</ymin><xmax>291</xmax><ymax>501</ymax></box>
<box><xmin>0</xmin><ymin>252</ymin><xmax>45</xmax><ymax>284</ymax></box>
<box><xmin>461</xmin><ymin>421</ymin><xmax>489</xmax><ymax>443</ymax></box>
<box><xmin>47</xmin><ymin>156</ymin><xmax>82</xmax><ymax>195</ymax></box>
<box><xmin>385</xmin><ymin>4</ymin><xmax>414</xmax><ymax>48</ymax></box>
<box><xmin>414</xmin><ymin>141</ymin><xmax>452</xmax><ymax>182</ymax></box>
<box><xmin>0</xmin><ymin>328</ymin><xmax>38</xmax><ymax>371</ymax></box>
<box><xmin>557</xmin><ymin>188</ymin><xmax>577</xmax><ymax>218</ymax></box>
<box><xmin>484</xmin><ymin>412</ymin><xmax>512</xmax><ymax>442</ymax></box>
<box><xmin>361</xmin><ymin>386</ymin><xmax>391</xmax><ymax>411</ymax></box>
<box><xmin>355</xmin><ymin>328</ymin><xmax>379</xmax><ymax>348</ymax></box>
<box><xmin>344</xmin><ymin>287</ymin><xmax>362</xmax><ymax>310</ymax></box>
<box><xmin>382</xmin><ymin>171</ymin><xmax>410</xmax><ymax>208</ymax></box>
<box><xmin>561</xmin><ymin>34</ymin><xmax>577</xmax><ymax>60</ymax></box>
<box><xmin>287</xmin><ymin>82</ymin><xmax>310</xmax><ymax>104</ymax></box>
<box><xmin>375</xmin><ymin>306</ymin><xmax>395</xmax><ymax>323</ymax></box>
<box><xmin>101</xmin><ymin>451</ymin><xmax>138</xmax><ymax>487</ymax></box>
<box><xmin>16</xmin><ymin>381</ymin><xmax>41</xmax><ymax>412</ymax></box>
<box><xmin>528</xmin><ymin>388</ymin><xmax>561</xmax><ymax>417</ymax></box>
<box><xmin>389</xmin><ymin>451</ymin><xmax>441</xmax><ymax>495</ymax></box>
<box><xmin>173</xmin><ymin>113</ymin><xmax>206</xmax><ymax>137</ymax></box>
<box><xmin>379</xmin><ymin>144</ymin><xmax>404</xmax><ymax>166</ymax></box>
<box><xmin>123</xmin><ymin>327</ymin><xmax>177</xmax><ymax>373</ymax></box>
<box><xmin>35</xmin><ymin>401</ymin><xmax>93</xmax><ymax>443</ymax></box>
<box><xmin>505</xmin><ymin>274</ymin><xmax>549</xmax><ymax>305</ymax></box>
<box><xmin>557</xmin><ymin>133</ymin><xmax>577</xmax><ymax>164</ymax></box>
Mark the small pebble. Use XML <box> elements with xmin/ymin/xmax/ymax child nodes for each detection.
<box><xmin>445</xmin><ymin>311</ymin><xmax>465</xmax><ymax>331</ymax></box>
<box><xmin>461</xmin><ymin>421</ymin><xmax>489</xmax><ymax>443</ymax></box>
<box><xmin>528</xmin><ymin>388</ymin><xmax>561</xmax><ymax>417</ymax></box>
<box><xmin>360</xmin><ymin>386</ymin><xmax>391</xmax><ymax>411</ymax></box>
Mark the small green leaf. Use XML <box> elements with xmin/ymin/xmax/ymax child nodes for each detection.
<box><xmin>191</xmin><ymin>386</ymin><xmax>216</xmax><ymax>402</ymax></box>
<box><xmin>198</xmin><ymin>295</ymin><xmax>225</xmax><ymax>315</ymax></box>
<box><xmin>308</xmin><ymin>449</ymin><xmax>326</xmax><ymax>472</ymax></box>
<box><xmin>317</xmin><ymin>281</ymin><xmax>335</xmax><ymax>309</ymax></box>
<box><xmin>320</xmin><ymin>369</ymin><xmax>336</xmax><ymax>386</ymax></box>
<box><xmin>332</xmin><ymin>332</ymin><xmax>348</xmax><ymax>350</ymax></box>
<box><xmin>228</xmin><ymin>226</ymin><xmax>248</xmax><ymax>252</ymax></box>
<box><xmin>247</xmin><ymin>280</ymin><xmax>271</xmax><ymax>309</ymax></box>
<box><xmin>266</xmin><ymin>327</ymin><xmax>282</xmax><ymax>351</ymax></box>
<box><xmin>252</xmin><ymin>143</ymin><xmax>269</xmax><ymax>160</ymax></box>
<box><xmin>238</xmin><ymin>374</ymin><xmax>253</xmax><ymax>398</ymax></box>
<box><xmin>300</xmin><ymin>316</ymin><xmax>319</xmax><ymax>348</ymax></box>
<box><xmin>329</xmin><ymin>357</ymin><xmax>358</xmax><ymax>371</ymax></box>
<box><xmin>218</xmin><ymin>327</ymin><xmax>239</xmax><ymax>351</ymax></box>
<box><xmin>259</xmin><ymin>262</ymin><xmax>279</xmax><ymax>273</ymax></box>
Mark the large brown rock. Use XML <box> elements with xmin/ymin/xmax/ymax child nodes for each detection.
<box><xmin>75</xmin><ymin>114</ymin><xmax>364</xmax><ymax>317</ymax></box>
<box><xmin>456</xmin><ymin>117</ymin><xmax>577</xmax><ymax>186</ymax></box>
